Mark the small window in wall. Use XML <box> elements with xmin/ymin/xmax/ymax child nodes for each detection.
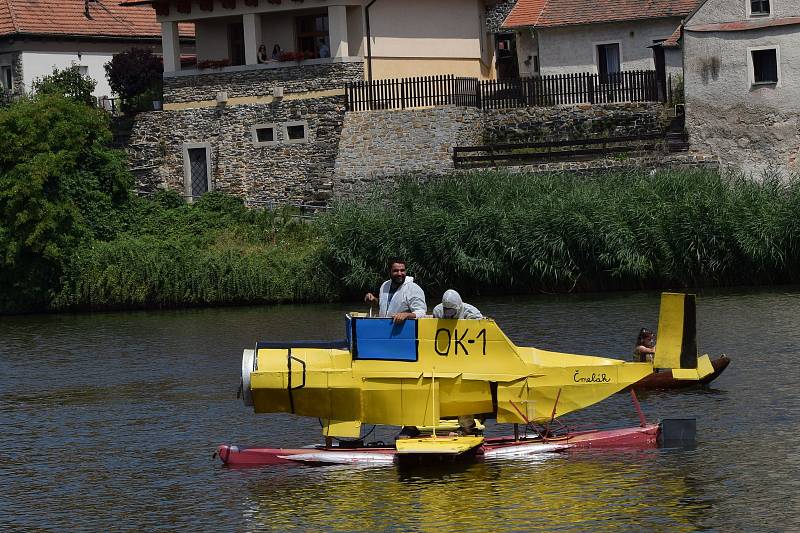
<box><xmin>597</xmin><ymin>43</ymin><xmax>621</xmax><ymax>83</ymax></box>
<box><xmin>751</xmin><ymin>48</ymin><xmax>778</xmax><ymax>84</ymax></box>
<box><xmin>182</xmin><ymin>144</ymin><xmax>212</xmax><ymax>202</ymax></box>
<box><xmin>750</xmin><ymin>0</ymin><xmax>770</xmax><ymax>16</ymax></box>
<box><xmin>78</xmin><ymin>65</ymin><xmax>88</xmax><ymax>76</ymax></box>
<box><xmin>251</xmin><ymin>123</ymin><xmax>278</xmax><ymax>146</ymax></box>
<box><xmin>1</xmin><ymin>66</ymin><xmax>12</xmax><ymax>90</ymax></box>
<box><xmin>284</xmin><ymin>121</ymin><xmax>309</xmax><ymax>144</ymax></box>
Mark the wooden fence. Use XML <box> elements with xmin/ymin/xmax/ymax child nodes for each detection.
<box><xmin>345</xmin><ymin>70</ymin><xmax>662</xmax><ymax>111</ymax></box>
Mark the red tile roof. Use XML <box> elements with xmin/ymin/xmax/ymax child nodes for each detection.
<box><xmin>687</xmin><ymin>16</ymin><xmax>800</xmax><ymax>32</ymax></box>
<box><xmin>0</xmin><ymin>0</ymin><xmax>193</xmax><ymax>39</ymax></box>
<box><xmin>503</xmin><ymin>0</ymin><xmax>702</xmax><ymax>29</ymax></box>
<box><xmin>661</xmin><ymin>24</ymin><xmax>682</xmax><ymax>47</ymax></box>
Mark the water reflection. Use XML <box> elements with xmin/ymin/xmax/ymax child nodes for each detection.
<box><xmin>2</xmin><ymin>288</ymin><xmax>799</xmax><ymax>530</ymax></box>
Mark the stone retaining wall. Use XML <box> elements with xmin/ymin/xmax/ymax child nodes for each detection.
<box><xmin>129</xmin><ymin>95</ymin><xmax>347</xmax><ymax>205</ymax></box>
<box><xmin>332</xmin><ymin>103</ymin><xmax>672</xmax><ymax>196</ymax></box>
<box><xmin>483</xmin><ymin>103</ymin><xmax>666</xmax><ymax>144</ymax></box>
<box><xmin>131</xmin><ymin>98</ymin><xmax>698</xmax><ymax>205</ymax></box>
<box><xmin>163</xmin><ymin>61</ymin><xmax>364</xmax><ymax>104</ymax></box>
<box><xmin>333</xmin><ymin>107</ymin><xmax>483</xmax><ymax>195</ymax></box>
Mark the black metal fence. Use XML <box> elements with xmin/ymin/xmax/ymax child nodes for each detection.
<box><xmin>345</xmin><ymin>70</ymin><xmax>662</xmax><ymax>111</ymax></box>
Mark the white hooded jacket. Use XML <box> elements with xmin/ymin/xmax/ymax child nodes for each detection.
<box><xmin>378</xmin><ymin>276</ymin><xmax>427</xmax><ymax>318</ymax></box>
<box><xmin>432</xmin><ymin>289</ymin><xmax>482</xmax><ymax>319</ymax></box>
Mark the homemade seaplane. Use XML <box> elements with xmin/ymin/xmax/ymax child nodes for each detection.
<box><xmin>217</xmin><ymin>293</ymin><xmax>714</xmax><ymax>467</ymax></box>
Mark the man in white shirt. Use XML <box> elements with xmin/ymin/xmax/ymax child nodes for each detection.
<box><xmin>364</xmin><ymin>258</ymin><xmax>427</xmax><ymax>324</ymax></box>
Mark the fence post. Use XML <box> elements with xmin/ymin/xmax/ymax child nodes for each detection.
<box><xmin>476</xmin><ymin>78</ymin><xmax>482</xmax><ymax>110</ymax></box>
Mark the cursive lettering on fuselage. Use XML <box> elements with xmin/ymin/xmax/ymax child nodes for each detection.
<box><xmin>573</xmin><ymin>370</ymin><xmax>611</xmax><ymax>383</ymax></box>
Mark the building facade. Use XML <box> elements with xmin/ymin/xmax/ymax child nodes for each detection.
<box><xmin>501</xmin><ymin>0</ymin><xmax>697</xmax><ymax>80</ymax></box>
<box><xmin>128</xmin><ymin>0</ymin><xmax>518</xmax><ymax>205</ymax></box>
<box><xmin>683</xmin><ymin>0</ymin><xmax>800</xmax><ymax>175</ymax></box>
<box><xmin>0</xmin><ymin>0</ymin><xmax>194</xmax><ymax>100</ymax></box>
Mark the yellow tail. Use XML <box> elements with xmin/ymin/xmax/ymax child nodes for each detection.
<box><xmin>654</xmin><ymin>293</ymin><xmax>714</xmax><ymax>379</ymax></box>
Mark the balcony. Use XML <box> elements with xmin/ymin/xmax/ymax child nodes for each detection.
<box><xmin>157</xmin><ymin>1</ymin><xmax>366</xmax><ymax>105</ymax></box>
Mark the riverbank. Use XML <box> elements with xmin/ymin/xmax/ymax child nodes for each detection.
<box><xmin>4</xmin><ymin>164</ymin><xmax>800</xmax><ymax>314</ymax></box>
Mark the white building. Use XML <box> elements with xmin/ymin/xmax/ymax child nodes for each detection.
<box><xmin>0</xmin><ymin>0</ymin><xmax>194</xmax><ymax>99</ymax></box>
<box><xmin>683</xmin><ymin>0</ymin><xmax>800</xmax><ymax>175</ymax></box>
<box><xmin>501</xmin><ymin>0</ymin><xmax>699</xmax><ymax>81</ymax></box>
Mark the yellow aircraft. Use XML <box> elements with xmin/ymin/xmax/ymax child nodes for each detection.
<box><xmin>240</xmin><ymin>292</ymin><xmax>713</xmax><ymax>451</ymax></box>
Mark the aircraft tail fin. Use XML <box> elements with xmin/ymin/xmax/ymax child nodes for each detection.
<box><xmin>654</xmin><ymin>293</ymin><xmax>713</xmax><ymax>379</ymax></box>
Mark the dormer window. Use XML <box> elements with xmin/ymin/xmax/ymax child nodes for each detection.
<box><xmin>750</xmin><ymin>0</ymin><xmax>770</xmax><ymax>16</ymax></box>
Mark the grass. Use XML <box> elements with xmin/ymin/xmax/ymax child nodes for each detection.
<box><xmin>27</xmin><ymin>167</ymin><xmax>800</xmax><ymax>311</ymax></box>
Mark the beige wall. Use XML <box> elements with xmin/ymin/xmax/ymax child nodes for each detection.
<box><xmin>261</xmin><ymin>11</ymin><xmax>297</xmax><ymax>54</ymax></box>
<box><xmin>179</xmin><ymin>0</ymin><xmax>494</xmax><ymax>78</ymax></box>
<box><xmin>370</xmin><ymin>57</ymin><xmax>486</xmax><ymax>78</ymax></box>
<box><xmin>369</xmin><ymin>0</ymin><xmax>484</xmax><ymax>59</ymax></box>
<box><xmin>196</xmin><ymin>18</ymin><xmax>233</xmax><ymax>61</ymax></box>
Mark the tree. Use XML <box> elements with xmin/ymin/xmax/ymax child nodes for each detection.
<box><xmin>31</xmin><ymin>64</ymin><xmax>96</xmax><ymax>106</ymax></box>
<box><xmin>105</xmin><ymin>48</ymin><xmax>163</xmax><ymax>110</ymax></box>
<box><xmin>0</xmin><ymin>95</ymin><xmax>132</xmax><ymax>311</ymax></box>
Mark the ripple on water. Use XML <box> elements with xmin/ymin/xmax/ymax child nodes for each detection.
<box><xmin>1</xmin><ymin>289</ymin><xmax>799</xmax><ymax>531</ymax></box>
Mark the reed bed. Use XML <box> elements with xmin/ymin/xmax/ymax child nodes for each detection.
<box><xmin>53</xmin><ymin>192</ymin><xmax>334</xmax><ymax>310</ymax></box>
<box><xmin>320</xmin><ymin>168</ymin><xmax>800</xmax><ymax>296</ymax></box>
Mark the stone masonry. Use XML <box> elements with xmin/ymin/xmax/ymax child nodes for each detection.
<box><xmin>333</xmin><ymin>107</ymin><xmax>484</xmax><ymax>195</ymax></box>
<box><xmin>485</xmin><ymin>1</ymin><xmax>517</xmax><ymax>34</ymax></box>
<box><xmin>130</xmin><ymin>95</ymin><xmax>347</xmax><ymax>205</ymax></box>
<box><xmin>332</xmin><ymin>103</ymin><xmax>676</xmax><ymax>196</ymax></box>
<box><xmin>482</xmin><ymin>103</ymin><xmax>665</xmax><ymax>144</ymax></box>
<box><xmin>164</xmin><ymin>61</ymin><xmax>364</xmax><ymax>103</ymax></box>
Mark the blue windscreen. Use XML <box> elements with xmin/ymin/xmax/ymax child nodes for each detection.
<box><xmin>353</xmin><ymin>318</ymin><xmax>418</xmax><ymax>361</ymax></box>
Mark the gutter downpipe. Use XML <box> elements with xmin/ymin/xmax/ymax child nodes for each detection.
<box><xmin>365</xmin><ymin>0</ymin><xmax>379</xmax><ymax>84</ymax></box>
<box><xmin>365</xmin><ymin>0</ymin><xmax>379</xmax><ymax>109</ymax></box>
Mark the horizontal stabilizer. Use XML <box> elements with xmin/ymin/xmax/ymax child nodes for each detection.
<box><xmin>672</xmin><ymin>354</ymin><xmax>714</xmax><ymax>380</ymax></box>
<box><xmin>395</xmin><ymin>436</ymin><xmax>484</xmax><ymax>455</ymax></box>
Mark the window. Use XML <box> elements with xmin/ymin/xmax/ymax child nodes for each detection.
<box><xmin>596</xmin><ymin>43</ymin><xmax>621</xmax><ymax>83</ymax></box>
<box><xmin>283</xmin><ymin>121</ymin><xmax>309</xmax><ymax>144</ymax></box>
<box><xmin>78</xmin><ymin>65</ymin><xmax>88</xmax><ymax>76</ymax></box>
<box><xmin>296</xmin><ymin>14</ymin><xmax>329</xmax><ymax>58</ymax></box>
<box><xmin>750</xmin><ymin>0</ymin><xmax>770</xmax><ymax>16</ymax></box>
<box><xmin>751</xmin><ymin>48</ymin><xmax>778</xmax><ymax>84</ymax></box>
<box><xmin>1</xmin><ymin>66</ymin><xmax>11</xmax><ymax>90</ymax></box>
<box><xmin>182</xmin><ymin>143</ymin><xmax>212</xmax><ymax>202</ymax></box>
<box><xmin>251</xmin><ymin>124</ymin><xmax>278</xmax><ymax>146</ymax></box>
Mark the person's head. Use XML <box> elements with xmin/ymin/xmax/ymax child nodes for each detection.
<box><xmin>441</xmin><ymin>289</ymin><xmax>463</xmax><ymax>319</ymax></box>
<box><xmin>387</xmin><ymin>258</ymin><xmax>407</xmax><ymax>286</ymax></box>
<box><xmin>636</xmin><ymin>328</ymin><xmax>655</xmax><ymax>347</ymax></box>
<box><xmin>273</xmin><ymin>44</ymin><xmax>281</xmax><ymax>53</ymax></box>
<box><xmin>259</xmin><ymin>44</ymin><xmax>266</xmax><ymax>53</ymax></box>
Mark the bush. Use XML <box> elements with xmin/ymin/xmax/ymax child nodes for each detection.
<box><xmin>0</xmin><ymin>95</ymin><xmax>132</xmax><ymax>311</ymax></box>
<box><xmin>31</xmin><ymin>65</ymin><xmax>96</xmax><ymax>106</ymax></box>
<box><xmin>104</xmin><ymin>48</ymin><xmax>163</xmax><ymax>111</ymax></box>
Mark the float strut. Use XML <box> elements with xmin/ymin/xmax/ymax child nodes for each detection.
<box><xmin>630</xmin><ymin>389</ymin><xmax>647</xmax><ymax>427</ymax></box>
<box><xmin>514</xmin><ymin>423</ymin><xmax>519</xmax><ymax>442</ymax></box>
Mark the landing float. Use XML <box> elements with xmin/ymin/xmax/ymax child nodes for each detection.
<box><xmin>218</xmin><ymin>293</ymin><xmax>714</xmax><ymax>467</ymax></box>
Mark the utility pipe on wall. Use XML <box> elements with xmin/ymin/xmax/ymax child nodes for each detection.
<box><xmin>365</xmin><ymin>0</ymin><xmax>380</xmax><ymax>84</ymax></box>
